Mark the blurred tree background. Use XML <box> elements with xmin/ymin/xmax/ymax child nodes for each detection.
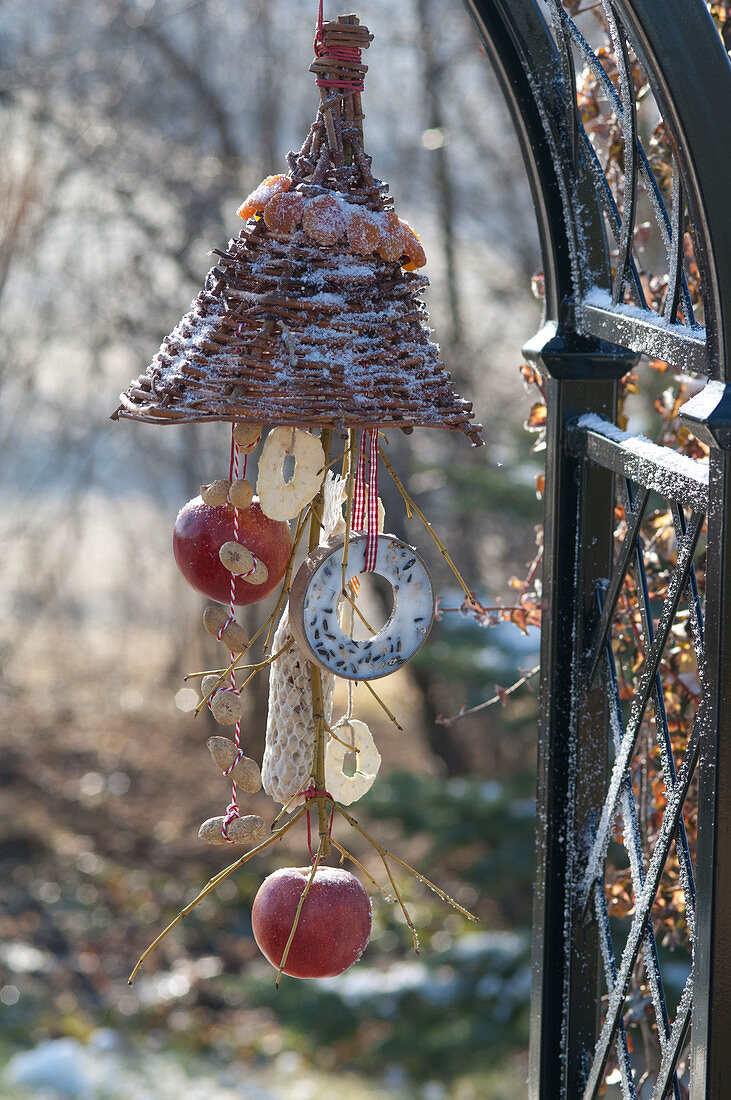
<box><xmin>0</xmin><ymin>1</ymin><xmax>545</xmax><ymax>1096</ymax></box>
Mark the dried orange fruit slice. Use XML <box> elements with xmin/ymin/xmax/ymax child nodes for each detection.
<box><xmin>347</xmin><ymin>208</ymin><xmax>382</xmax><ymax>255</ymax></box>
<box><xmin>237</xmin><ymin>175</ymin><xmax>291</xmax><ymax>220</ymax></box>
<box><xmin>302</xmin><ymin>194</ymin><xmax>347</xmax><ymax>245</ymax></box>
<box><xmin>264</xmin><ymin>191</ymin><xmax>305</xmax><ymax>233</ymax></box>
<box><xmin>377</xmin><ymin>211</ymin><xmax>406</xmax><ymax>263</ymax></box>
<box><xmin>400</xmin><ymin>220</ymin><xmax>427</xmax><ymax>269</ymax></box>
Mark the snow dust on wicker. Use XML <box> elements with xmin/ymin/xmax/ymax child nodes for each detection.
<box><xmin>112</xmin><ymin>15</ymin><xmax>482</xmax><ymax>446</ymax></box>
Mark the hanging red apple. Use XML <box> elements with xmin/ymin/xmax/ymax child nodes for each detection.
<box><xmin>251</xmin><ymin>866</ymin><xmax>372</xmax><ymax>979</ymax></box>
<box><xmin>173</xmin><ymin>497</ymin><xmax>292</xmax><ymax>605</ymax></box>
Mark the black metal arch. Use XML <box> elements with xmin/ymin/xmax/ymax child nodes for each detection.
<box><xmin>461</xmin><ymin>2</ymin><xmax>731</xmax><ymax>1097</ymax></box>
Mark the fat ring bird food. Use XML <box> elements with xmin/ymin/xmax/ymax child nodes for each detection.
<box><xmin>257</xmin><ymin>427</ymin><xmax>325</xmax><ymax>521</ymax></box>
<box><xmin>288</xmin><ymin>533</ymin><xmax>435</xmax><ymax>681</ymax></box>
<box><xmin>325</xmin><ymin>719</ymin><xmax>381</xmax><ymax>805</ymax></box>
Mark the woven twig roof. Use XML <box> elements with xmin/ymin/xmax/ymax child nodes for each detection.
<box><xmin>112</xmin><ymin>16</ymin><xmax>482</xmax><ymax>445</ymax></box>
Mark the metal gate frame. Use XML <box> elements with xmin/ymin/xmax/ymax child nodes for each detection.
<box><xmin>461</xmin><ymin>2</ymin><xmax>731</xmax><ymax>1096</ymax></box>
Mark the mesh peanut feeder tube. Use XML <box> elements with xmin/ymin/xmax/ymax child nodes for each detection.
<box><xmin>121</xmin><ymin>11</ymin><xmax>481</xmax><ymax>987</ymax></box>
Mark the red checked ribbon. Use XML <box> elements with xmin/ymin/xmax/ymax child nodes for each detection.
<box><xmin>313</xmin><ymin>0</ymin><xmax>365</xmax><ymax>91</ymax></box>
<box><xmin>351</xmin><ymin>429</ymin><xmax>379</xmax><ymax>573</ymax></box>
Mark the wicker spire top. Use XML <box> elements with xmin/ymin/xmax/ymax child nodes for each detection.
<box><xmin>112</xmin><ymin>14</ymin><xmax>482</xmax><ymax>445</ymax></box>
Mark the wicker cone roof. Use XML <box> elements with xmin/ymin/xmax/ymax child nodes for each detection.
<box><xmin>112</xmin><ymin>16</ymin><xmax>482</xmax><ymax>445</ymax></box>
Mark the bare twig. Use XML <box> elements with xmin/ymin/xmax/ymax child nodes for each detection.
<box><xmin>128</xmin><ymin>804</ymin><xmax>308</xmax><ymax>984</ymax></box>
<box><xmin>436</xmin><ymin>665</ymin><xmax>540</xmax><ymax>727</ymax></box>
<box><xmin>379</xmin><ymin>446</ymin><xmax>475</xmax><ymax>603</ymax></box>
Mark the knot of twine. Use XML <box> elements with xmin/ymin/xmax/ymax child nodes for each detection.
<box><xmin>221</xmin><ymin>798</ymin><xmax>240</xmax><ymax>841</ymax></box>
<box><xmin>313</xmin><ymin>1</ymin><xmax>364</xmax><ymax>91</ymax></box>
<box><xmin>301</xmin><ymin>785</ymin><xmax>334</xmax><ymax>803</ymax></box>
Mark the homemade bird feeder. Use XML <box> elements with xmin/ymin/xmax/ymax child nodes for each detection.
<box><xmin>118</xmin><ymin>10</ymin><xmax>482</xmax><ymax>986</ymax></box>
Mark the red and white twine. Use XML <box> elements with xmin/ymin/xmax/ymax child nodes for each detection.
<box><xmin>221</xmin><ymin>428</ymin><xmax>245</xmax><ymax>841</ymax></box>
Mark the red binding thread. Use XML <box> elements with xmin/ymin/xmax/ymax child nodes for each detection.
<box><xmin>302</xmin><ymin>786</ymin><xmax>335</xmax><ymax>862</ymax></box>
<box><xmin>313</xmin><ymin>0</ymin><xmax>364</xmax><ymax>91</ymax></box>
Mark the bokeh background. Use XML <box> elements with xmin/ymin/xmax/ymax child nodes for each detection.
<box><xmin>0</xmin><ymin>1</ymin><xmax>547</xmax><ymax>1096</ymax></box>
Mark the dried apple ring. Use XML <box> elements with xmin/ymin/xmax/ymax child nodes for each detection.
<box><xmin>347</xmin><ymin>208</ymin><xmax>382</xmax><ymax>256</ymax></box>
<box><xmin>257</xmin><ymin>427</ymin><xmax>325</xmax><ymax>522</ymax></box>
<box><xmin>377</xmin><ymin>211</ymin><xmax>406</xmax><ymax>263</ymax></box>
<box><xmin>325</xmin><ymin>719</ymin><xmax>381</xmax><ymax>805</ymax></box>
<box><xmin>302</xmin><ymin>194</ymin><xmax>347</xmax><ymax>245</ymax></box>
<box><xmin>264</xmin><ymin>192</ymin><xmax>305</xmax><ymax>233</ymax></box>
<box><xmin>400</xmin><ymin>220</ymin><xmax>427</xmax><ymax>269</ymax></box>
<box><xmin>237</xmin><ymin>175</ymin><xmax>291</xmax><ymax>220</ymax></box>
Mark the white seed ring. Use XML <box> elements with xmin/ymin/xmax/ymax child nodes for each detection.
<box><xmin>288</xmin><ymin>533</ymin><xmax>435</xmax><ymax>681</ymax></box>
<box><xmin>256</xmin><ymin>427</ymin><xmax>325</xmax><ymax>521</ymax></box>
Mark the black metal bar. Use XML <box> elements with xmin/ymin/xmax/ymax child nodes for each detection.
<box><xmin>515</xmin><ymin>324</ymin><xmax>635</xmax><ymax>1100</ymax></box>
<box><xmin>664</xmin><ymin>172</ymin><xmax>686</xmax><ymax>326</ymax></box>
<box><xmin>582</xmin><ymin>716</ymin><xmax>702</xmax><ymax>1098</ymax></box>
<box><xmin>605</xmin><ymin>7</ymin><xmax>639</xmax><ymax>307</ymax></box>
<box><xmin>601</xmin><ymin>620</ymin><xmax>681</xmax><ymax>1098</ymax></box>
<box><xmin>580</xmin><ymin>510</ymin><xmax>704</xmax><ymax>910</ymax></box>
<box><xmin>579</xmin><ymin>303</ymin><xmax>708</xmax><ymax>376</ymax></box>
<box><xmin>586</xmin><ymin>486</ymin><xmax>650</xmax><ymax>687</ymax></box>
<box><xmin>622</xmin><ymin>480</ymin><xmax>697</xmax><ymax>928</ymax></box>
<box><xmin>546</xmin><ymin>1</ymin><xmax>578</xmax><ymax>173</ymax></box>
<box><xmin>577</xmin><ymin>127</ymin><xmax>647</xmax><ymax>308</ymax></box>
<box><xmin>593</xmin><ymin>880</ymin><xmax>636</xmax><ymax>1099</ymax></box>
<box><xmin>527</xmin><ymin>368</ymin><xmax>622</xmax><ymax>1097</ymax></box>
<box><xmin>653</xmin><ymin>974</ymin><xmax>693</xmax><ymax>1100</ymax></box>
<box><xmin>685</xmin><ymin>441</ymin><xmax>731</xmax><ymax>1095</ymax></box>
<box><xmin>560</xmin><ymin>425</ymin><xmax>621</xmax><ymax>1095</ymax></box>
<box><xmin>568</xmin><ymin>416</ymin><xmax>708</xmax><ymax>511</ymax></box>
<box><xmin>671</xmin><ymin>500</ymin><xmax>705</xmax><ymax>664</ymax></box>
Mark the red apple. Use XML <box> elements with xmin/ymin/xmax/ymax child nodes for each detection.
<box><xmin>173</xmin><ymin>496</ymin><xmax>292</xmax><ymax>605</ymax></box>
<box><xmin>251</xmin><ymin>866</ymin><xmax>372</xmax><ymax>979</ymax></box>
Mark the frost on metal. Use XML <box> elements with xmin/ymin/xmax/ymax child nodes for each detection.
<box><xmin>579</xmin><ymin>288</ymin><xmax>707</xmax><ymax>375</ymax></box>
<box><xmin>574</xmin><ymin>413</ymin><xmax>708</xmax><ymax>512</ymax></box>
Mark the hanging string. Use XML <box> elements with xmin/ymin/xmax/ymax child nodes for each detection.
<box><xmin>313</xmin><ymin>0</ymin><xmax>365</xmax><ymax>91</ymax></box>
<box><xmin>351</xmin><ymin>429</ymin><xmax>379</xmax><ymax>574</ymax></box>
<box><xmin>221</xmin><ymin>427</ymin><xmax>246</xmax><ymax>841</ymax></box>
<box><xmin>352</xmin><ymin>429</ymin><xmax>368</xmax><ymax>532</ymax></box>
<box><xmin>365</xmin><ymin>427</ymin><xmax>379</xmax><ymax>572</ymax></box>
